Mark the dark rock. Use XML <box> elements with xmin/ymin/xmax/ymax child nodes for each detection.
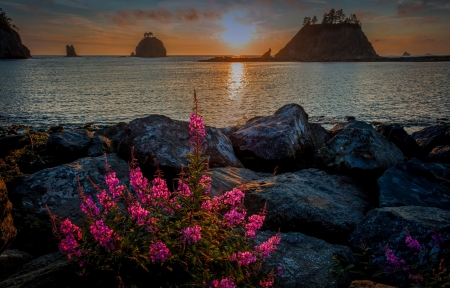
<box><xmin>427</xmin><ymin>145</ymin><xmax>450</xmax><ymax>163</ymax></box>
<box><xmin>316</xmin><ymin>128</ymin><xmax>404</xmax><ymax>177</ymax></box>
<box><xmin>0</xmin><ymin>249</ymin><xmax>33</xmax><ymax>277</ymax></box>
<box><xmin>309</xmin><ymin>123</ymin><xmax>331</xmax><ymax>148</ymax></box>
<box><xmin>0</xmin><ymin>179</ymin><xmax>16</xmax><ymax>255</ymax></box>
<box><xmin>275</xmin><ymin>23</ymin><xmax>378</xmax><ymax>60</ymax></box>
<box><xmin>402</xmin><ymin>51</ymin><xmax>411</xmax><ymax>56</ymax></box>
<box><xmin>411</xmin><ymin>124</ymin><xmax>450</xmax><ymax>152</ymax></box>
<box><xmin>210</xmin><ymin>167</ymin><xmax>271</xmax><ymax>197</ymax></box>
<box><xmin>230</xmin><ymin>104</ymin><xmax>321</xmax><ymax>172</ymax></box>
<box><xmin>0</xmin><ymin>134</ymin><xmax>24</xmax><ymax>157</ymax></box>
<box><xmin>423</xmin><ymin>162</ymin><xmax>450</xmax><ymax>180</ymax></box>
<box><xmin>65</xmin><ymin>44</ymin><xmax>78</xmax><ymax>57</ymax></box>
<box><xmin>48</xmin><ymin>126</ymin><xmax>64</xmax><ymax>133</ymax></box>
<box><xmin>378</xmin><ymin>158</ymin><xmax>450</xmax><ymax>209</ymax></box>
<box><xmin>135</xmin><ymin>35</ymin><xmax>166</xmax><ymax>57</ymax></box>
<box><xmin>329</xmin><ymin>120</ymin><xmax>374</xmax><ymax>137</ymax></box>
<box><xmin>260</xmin><ymin>48</ymin><xmax>271</xmax><ymax>58</ymax></box>
<box><xmin>375</xmin><ymin>124</ymin><xmax>422</xmax><ymax>159</ymax></box>
<box><xmin>86</xmin><ymin>134</ymin><xmax>112</xmax><ymax>157</ymax></box>
<box><xmin>348</xmin><ymin>206</ymin><xmax>450</xmax><ymax>284</ymax></box>
<box><xmin>349</xmin><ymin>280</ymin><xmax>395</xmax><ymax>288</ymax></box>
<box><xmin>96</xmin><ymin>122</ymin><xmax>128</xmax><ymax>152</ymax></box>
<box><xmin>256</xmin><ymin>231</ymin><xmax>354</xmax><ymax>288</ymax></box>
<box><xmin>116</xmin><ymin>115</ymin><xmax>242</xmax><ymax>178</ymax></box>
<box><xmin>344</xmin><ymin>116</ymin><xmax>356</xmax><ymax>121</ymax></box>
<box><xmin>0</xmin><ymin>15</ymin><xmax>31</xmax><ymax>59</ymax></box>
<box><xmin>218</xmin><ymin>126</ymin><xmax>238</xmax><ymax>140</ymax></box>
<box><xmin>46</xmin><ymin>130</ymin><xmax>93</xmax><ymax>163</ymax></box>
<box><xmin>130</xmin><ymin>52</ymin><xmax>135</xmax><ymax>57</ymax></box>
<box><xmin>245</xmin><ymin>169</ymin><xmax>370</xmax><ymax>243</ymax></box>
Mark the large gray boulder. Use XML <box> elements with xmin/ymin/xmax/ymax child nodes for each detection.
<box><xmin>316</xmin><ymin>128</ymin><xmax>404</xmax><ymax>176</ymax></box>
<box><xmin>378</xmin><ymin>158</ymin><xmax>450</xmax><ymax>209</ymax></box>
<box><xmin>375</xmin><ymin>124</ymin><xmax>422</xmax><ymax>159</ymax></box>
<box><xmin>256</xmin><ymin>231</ymin><xmax>354</xmax><ymax>288</ymax></box>
<box><xmin>330</xmin><ymin>120</ymin><xmax>374</xmax><ymax>137</ymax></box>
<box><xmin>0</xmin><ymin>179</ymin><xmax>16</xmax><ymax>255</ymax></box>
<box><xmin>46</xmin><ymin>130</ymin><xmax>93</xmax><ymax>163</ymax></box>
<box><xmin>348</xmin><ymin>206</ymin><xmax>450</xmax><ymax>282</ymax></box>
<box><xmin>116</xmin><ymin>115</ymin><xmax>242</xmax><ymax>174</ymax></box>
<box><xmin>230</xmin><ymin>104</ymin><xmax>323</xmax><ymax>172</ymax></box>
<box><xmin>210</xmin><ymin>167</ymin><xmax>271</xmax><ymax>197</ymax></box>
<box><xmin>245</xmin><ymin>169</ymin><xmax>370</xmax><ymax>243</ymax></box>
<box><xmin>96</xmin><ymin>122</ymin><xmax>128</xmax><ymax>152</ymax></box>
<box><xmin>411</xmin><ymin>124</ymin><xmax>450</xmax><ymax>152</ymax></box>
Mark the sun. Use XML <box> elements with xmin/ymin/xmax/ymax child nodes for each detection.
<box><xmin>221</xmin><ymin>13</ymin><xmax>255</xmax><ymax>45</ymax></box>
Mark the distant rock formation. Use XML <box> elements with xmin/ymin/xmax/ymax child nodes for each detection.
<box><xmin>0</xmin><ymin>11</ymin><xmax>31</xmax><ymax>59</ymax></box>
<box><xmin>130</xmin><ymin>52</ymin><xmax>135</xmax><ymax>57</ymax></box>
<box><xmin>134</xmin><ymin>33</ymin><xmax>166</xmax><ymax>58</ymax></box>
<box><xmin>66</xmin><ymin>45</ymin><xmax>78</xmax><ymax>57</ymax></box>
<box><xmin>260</xmin><ymin>48</ymin><xmax>271</xmax><ymax>58</ymax></box>
<box><xmin>424</xmin><ymin>53</ymin><xmax>432</xmax><ymax>56</ymax></box>
<box><xmin>275</xmin><ymin>23</ymin><xmax>378</xmax><ymax>60</ymax></box>
<box><xmin>402</xmin><ymin>52</ymin><xmax>411</xmax><ymax>57</ymax></box>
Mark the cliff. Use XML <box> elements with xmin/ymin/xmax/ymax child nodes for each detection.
<box><xmin>0</xmin><ymin>19</ymin><xmax>30</xmax><ymax>59</ymax></box>
<box><xmin>275</xmin><ymin>23</ymin><xmax>378</xmax><ymax>60</ymax></box>
<box><xmin>260</xmin><ymin>48</ymin><xmax>271</xmax><ymax>58</ymax></box>
<box><xmin>135</xmin><ymin>37</ymin><xmax>166</xmax><ymax>58</ymax></box>
<box><xmin>66</xmin><ymin>45</ymin><xmax>78</xmax><ymax>57</ymax></box>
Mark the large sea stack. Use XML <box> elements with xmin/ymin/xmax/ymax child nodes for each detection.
<box><xmin>275</xmin><ymin>23</ymin><xmax>378</xmax><ymax>61</ymax></box>
<box><xmin>65</xmin><ymin>45</ymin><xmax>78</xmax><ymax>57</ymax></box>
<box><xmin>135</xmin><ymin>32</ymin><xmax>166</xmax><ymax>58</ymax></box>
<box><xmin>0</xmin><ymin>9</ymin><xmax>31</xmax><ymax>59</ymax></box>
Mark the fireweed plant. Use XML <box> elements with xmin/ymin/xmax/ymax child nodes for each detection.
<box><xmin>49</xmin><ymin>94</ymin><xmax>281</xmax><ymax>287</ymax></box>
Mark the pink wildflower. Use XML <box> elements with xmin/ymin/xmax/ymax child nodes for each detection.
<box><xmin>80</xmin><ymin>195</ymin><xmax>100</xmax><ymax>218</ymax></box>
<box><xmin>177</xmin><ymin>180</ymin><xmax>191</xmax><ymax>198</ymax></box>
<box><xmin>259</xmin><ymin>275</ymin><xmax>275</xmax><ymax>287</ymax></box>
<box><xmin>254</xmin><ymin>234</ymin><xmax>281</xmax><ymax>259</ymax></box>
<box><xmin>432</xmin><ymin>230</ymin><xmax>444</xmax><ymax>248</ymax></box>
<box><xmin>384</xmin><ymin>247</ymin><xmax>405</xmax><ymax>271</ymax></box>
<box><xmin>245</xmin><ymin>214</ymin><xmax>265</xmax><ymax>238</ymax></box>
<box><xmin>104</xmin><ymin>172</ymin><xmax>125</xmax><ymax>199</ymax></box>
<box><xmin>209</xmin><ymin>278</ymin><xmax>235</xmax><ymax>288</ymax></box>
<box><xmin>189</xmin><ymin>113</ymin><xmax>206</xmax><ymax>144</ymax></box>
<box><xmin>128</xmin><ymin>201</ymin><xmax>152</xmax><ymax>226</ymax></box>
<box><xmin>97</xmin><ymin>190</ymin><xmax>115</xmax><ymax>213</ymax></box>
<box><xmin>409</xmin><ymin>274</ymin><xmax>424</xmax><ymax>283</ymax></box>
<box><xmin>222</xmin><ymin>207</ymin><xmax>246</xmax><ymax>227</ymax></box>
<box><xmin>150</xmin><ymin>177</ymin><xmax>171</xmax><ymax>206</ymax></box>
<box><xmin>201</xmin><ymin>199</ymin><xmax>213</xmax><ymax>211</ymax></box>
<box><xmin>405</xmin><ymin>227</ymin><xmax>421</xmax><ymax>252</ymax></box>
<box><xmin>60</xmin><ymin>218</ymin><xmax>82</xmax><ymax>239</ymax></box>
<box><xmin>89</xmin><ymin>219</ymin><xmax>120</xmax><ymax>249</ymax></box>
<box><xmin>200</xmin><ymin>174</ymin><xmax>212</xmax><ymax>195</ymax></box>
<box><xmin>148</xmin><ymin>241</ymin><xmax>171</xmax><ymax>263</ymax></box>
<box><xmin>222</xmin><ymin>188</ymin><xmax>245</xmax><ymax>207</ymax></box>
<box><xmin>230</xmin><ymin>251</ymin><xmax>256</xmax><ymax>266</ymax></box>
<box><xmin>181</xmin><ymin>225</ymin><xmax>202</xmax><ymax>244</ymax></box>
<box><xmin>277</xmin><ymin>266</ymin><xmax>284</xmax><ymax>276</ymax></box>
<box><xmin>130</xmin><ymin>167</ymin><xmax>148</xmax><ymax>193</ymax></box>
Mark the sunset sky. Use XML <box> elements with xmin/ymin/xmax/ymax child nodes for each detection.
<box><xmin>1</xmin><ymin>0</ymin><xmax>450</xmax><ymax>56</ymax></box>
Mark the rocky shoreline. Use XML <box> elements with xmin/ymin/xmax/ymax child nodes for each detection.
<box><xmin>1</xmin><ymin>104</ymin><xmax>449</xmax><ymax>287</ymax></box>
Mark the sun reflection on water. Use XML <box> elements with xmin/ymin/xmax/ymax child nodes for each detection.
<box><xmin>227</xmin><ymin>63</ymin><xmax>246</xmax><ymax>102</ymax></box>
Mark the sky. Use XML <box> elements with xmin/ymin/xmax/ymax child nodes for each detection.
<box><xmin>1</xmin><ymin>0</ymin><xmax>450</xmax><ymax>56</ymax></box>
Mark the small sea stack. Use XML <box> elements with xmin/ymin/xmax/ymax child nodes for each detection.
<box><xmin>260</xmin><ymin>48</ymin><xmax>271</xmax><ymax>58</ymax></box>
<box><xmin>66</xmin><ymin>45</ymin><xmax>78</xmax><ymax>57</ymax></box>
<box><xmin>134</xmin><ymin>32</ymin><xmax>166</xmax><ymax>58</ymax></box>
<box><xmin>402</xmin><ymin>51</ymin><xmax>411</xmax><ymax>57</ymax></box>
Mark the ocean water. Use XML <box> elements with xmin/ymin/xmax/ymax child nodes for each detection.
<box><xmin>1</xmin><ymin>56</ymin><xmax>449</xmax><ymax>132</ymax></box>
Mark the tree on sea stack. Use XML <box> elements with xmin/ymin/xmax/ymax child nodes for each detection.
<box><xmin>48</xmin><ymin>92</ymin><xmax>282</xmax><ymax>287</ymax></box>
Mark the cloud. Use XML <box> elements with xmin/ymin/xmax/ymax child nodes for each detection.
<box><xmin>402</xmin><ymin>15</ymin><xmax>440</xmax><ymax>26</ymax></box>
<box><xmin>397</xmin><ymin>0</ymin><xmax>450</xmax><ymax>17</ymax></box>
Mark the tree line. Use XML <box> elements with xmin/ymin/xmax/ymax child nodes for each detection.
<box><xmin>303</xmin><ymin>9</ymin><xmax>361</xmax><ymax>27</ymax></box>
<box><xmin>0</xmin><ymin>8</ymin><xmax>19</xmax><ymax>31</ymax></box>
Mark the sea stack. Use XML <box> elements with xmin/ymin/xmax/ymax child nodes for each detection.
<box><xmin>402</xmin><ymin>51</ymin><xmax>411</xmax><ymax>57</ymax></box>
<box><xmin>134</xmin><ymin>32</ymin><xmax>166</xmax><ymax>58</ymax></box>
<box><xmin>260</xmin><ymin>48</ymin><xmax>271</xmax><ymax>58</ymax></box>
<box><xmin>275</xmin><ymin>23</ymin><xmax>378</xmax><ymax>61</ymax></box>
<box><xmin>66</xmin><ymin>45</ymin><xmax>78</xmax><ymax>57</ymax></box>
<box><xmin>0</xmin><ymin>9</ymin><xmax>31</xmax><ymax>59</ymax></box>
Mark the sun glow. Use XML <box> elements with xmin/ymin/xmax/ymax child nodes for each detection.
<box><xmin>221</xmin><ymin>13</ymin><xmax>255</xmax><ymax>45</ymax></box>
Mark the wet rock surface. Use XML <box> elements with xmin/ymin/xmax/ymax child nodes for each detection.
<box><xmin>411</xmin><ymin>124</ymin><xmax>450</xmax><ymax>152</ymax></box>
<box><xmin>46</xmin><ymin>130</ymin><xmax>93</xmax><ymax>163</ymax></box>
<box><xmin>86</xmin><ymin>134</ymin><xmax>113</xmax><ymax>157</ymax></box>
<box><xmin>376</xmin><ymin>124</ymin><xmax>422</xmax><ymax>159</ymax></box>
<box><xmin>427</xmin><ymin>145</ymin><xmax>450</xmax><ymax>163</ymax></box>
<box><xmin>210</xmin><ymin>167</ymin><xmax>271</xmax><ymax>196</ymax></box>
<box><xmin>0</xmin><ymin>249</ymin><xmax>33</xmax><ymax>277</ymax></box>
<box><xmin>378</xmin><ymin>158</ymin><xmax>450</xmax><ymax>209</ymax></box>
<box><xmin>256</xmin><ymin>230</ymin><xmax>354</xmax><ymax>288</ymax></box>
<box><xmin>245</xmin><ymin>169</ymin><xmax>370</xmax><ymax>243</ymax></box>
<box><xmin>0</xmin><ymin>179</ymin><xmax>16</xmax><ymax>255</ymax></box>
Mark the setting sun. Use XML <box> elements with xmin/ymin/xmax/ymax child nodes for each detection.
<box><xmin>221</xmin><ymin>13</ymin><xmax>255</xmax><ymax>45</ymax></box>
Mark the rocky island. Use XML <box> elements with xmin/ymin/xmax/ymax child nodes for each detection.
<box><xmin>132</xmin><ymin>32</ymin><xmax>166</xmax><ymax>58</ymax></box>
<box><xmin>0</xmin><ymin>8</ymin><xmax>31</xmax><ymax>59</ymax></box>
<box><xmin>65</xmin><ymin>45</ymin><xmax>78</xmax><ymax>57</ymax></box>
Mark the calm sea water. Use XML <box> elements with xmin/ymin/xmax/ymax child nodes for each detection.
<box><xmin>1</xmin><ymin>56</ymin><xmax>449</xmax><ymax>132</ymax></box>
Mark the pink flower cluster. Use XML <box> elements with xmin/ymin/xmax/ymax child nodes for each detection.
<box><xmin>181</xmin><ymin>225</ymin><xmax>202</xmax><ymax>244</ymax></box>
<box><xmin>58</xmin><ymin>219</ymin><xmax>82</xmax><ymax>258</ymax></box>
<box><xmin>149</xmin><ymin>241</ymin><xmax>171</xmax><ymax>263</ymax></box>
<box><xmin>384</xmin><ymin>247</ymin><xmax>406</xmax><ymax>271</ymax></box>
<box><xmin>189</xmin><ymin>113</ymin><xmax>206</xmax><ymax>144</ymax></box>
<box><xmin>200</xmin><ymin>174</ymin><xmax>212</xmax><ymax>195</ymax></box>
<box><xmin>222</xmin><ymin>188</ymin><xmax>245</xmax><ymax>207</ymax></box>
<box><xmin>432</xmin><ymin>231</ymin><xmax>444</xmax><ymax>248</ymax></box>
<box><xmin>222</xmin><ymin>207</ymin><xmax>246</xmax><ymax>227</ymax></box>
<box><xmin>128</xmin><ymin>201</ymin><xmax>157</xmax><ymax>230</ymax></box>
<box><xmin>97</xmin><ymin>190</ymin><xmax>115</xmax><ymax>213</ymax></box>
<box><xmin>90</xmin><ymin>219</ymin><xmax>120</xmax><ymax>249</ymax></box>
<box><xmin>150</xmin><ymin>177</ymin><xmax>172</xmax><ymax>207</ymax></box>
<box><xmin>409</xmin><ymin>273</ymin><xmax>424</xmax><ymax>283</ymax></box>
<box><xmin>130</xmin><ymin>167</ymin><xmax>148</xmax><ymax>194</ymax></box>
<box><xmin>209</xmin><ymin>278</ymin><xmax>235</xmax><ymax>288</ymax></box>
<box><xmin>405</xmin><ymin>235</ymin><xmax>422</xmax><ymax>252</ymax></box>
<box><xmin>178</xmin><ymin>180</ymin><xmax>191</xmax><ymax>198</ymax></box>
<box><xmin>245</xmin><ymin>214</ymin><xmax>265</xmax><ymax>238</ymax></box>
<box><xmin>254</xmin><ymin>234</ymin><xmax>281</xmax><ymax>259</ymax></box>
<box><xmin>80</xmin><ymin>195</ymin><xmax>100</xmax><ymax>218</ymax></box>
<box><xmin>259</xmin><ymin>275</ymin><xmax>275</xmax><ymax>287</ymax></box>
<box><xmin>105</xmin><ymin>172</ymin><xmax>125</xmax><ymax>199</ymax></box>
<box><xmin>230</xmin><ymin>251</ymin><xmax>256</xmax><ymax>266</ymax></box>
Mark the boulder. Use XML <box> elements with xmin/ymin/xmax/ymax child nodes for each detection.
<box><xmin>349</xmin><ymin>280</ymin><xmax>395</xmax><ymax>288</ymax></box>
<box><xmin>96</xmin><ymin>122</ymin><xmax>128</xmax><ymax>151</ymax></box>
<box><xmin>0</xmin><ymin>178</ymin><xmax>16</xmax><ymax>255</ymax></box>
<box><xmin>86</xmin><ymin>134</ymin><xmax>112</xmax><ymax>157</ymax></box>
<box><xmin>427</xmin><ymin>145</ymin><xmax>450</xmax><ymax>163</ymax></box>
<box><xmin>0</xmin><ymin>15</ymin><xmax>31</xmax><ymax>59</ymax></box>
<box><xmin>245</xmin><ymin>169</ymin><xmax>370</xmax><ymax>243</ymax></box>
<box><xmin>348</xmin><ymin>206</ymin><xmax>450</xmax><ymax>278</ymax></box>
<box><xmin>309</xmin><ymin>123</ymin><xmax>331</xmax><ymax>148</ymax></box>
<box><xmin>330</xmin><ymin>120</ymin><xmax>374</xmax><ymax>137</ymax></box>
<box><xmin>256</xmin><ymin>231</ymin><xmax>354</xmax><ymax>288</ymax></box>
<box><xmin>230</xmin><ymin>104</ymin><xmax>321</xmax><ymax>172</ymax></box>
<box><xmin>378</xmin><ymin>158</ymin><xmax>450</xmax><ymax>209</ymax></box>
<box><xmin>46</xmin><ymin>130</ymin><xmax>93</xmax><ymax>163</ymax></box>
<box><xmin>65</xmin><ymin>44</ymin><xmax>78</xmax><ymax>57</ymax></box>
<box><xmin>116</xmin><ymin>115</ymin><xmax>242</xmax><ymax>177</ymax></box>
<box><xmin>0</xmin><ymin>134</ymin><xmax>24</xmax><ymax>157</ymax></box>
<box><xmin>375</xmin><ymin>124</ymin><xmax>422</xmax><ymax>159</ymax></box>
<box><xmin>423</xmin><ymin>162</ymin><xmax>450</xmax><ymax>180</ymax></box>
<box><xmin>411</xmin><ymin>124</ymin><xmax>450</xmax><ymax>152</ymax></box>
<box><xmin>316</xmin><ymin>128</ymin><xmax>404</xmax><ymax>177</ymax></box>
<box><xmin>0</xmin><ymin>249</ymin><xmax>33</xmax><ymax>277</ymax></box>
<box><xmin>210</xmin><ymin>167</ymin><xmax>271</xmax><ymax>197</ymax></box>
<box><xmin>135</xmin><ymin>36</ymin><xmax>166</xmax><ymax>57</ymax></box>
